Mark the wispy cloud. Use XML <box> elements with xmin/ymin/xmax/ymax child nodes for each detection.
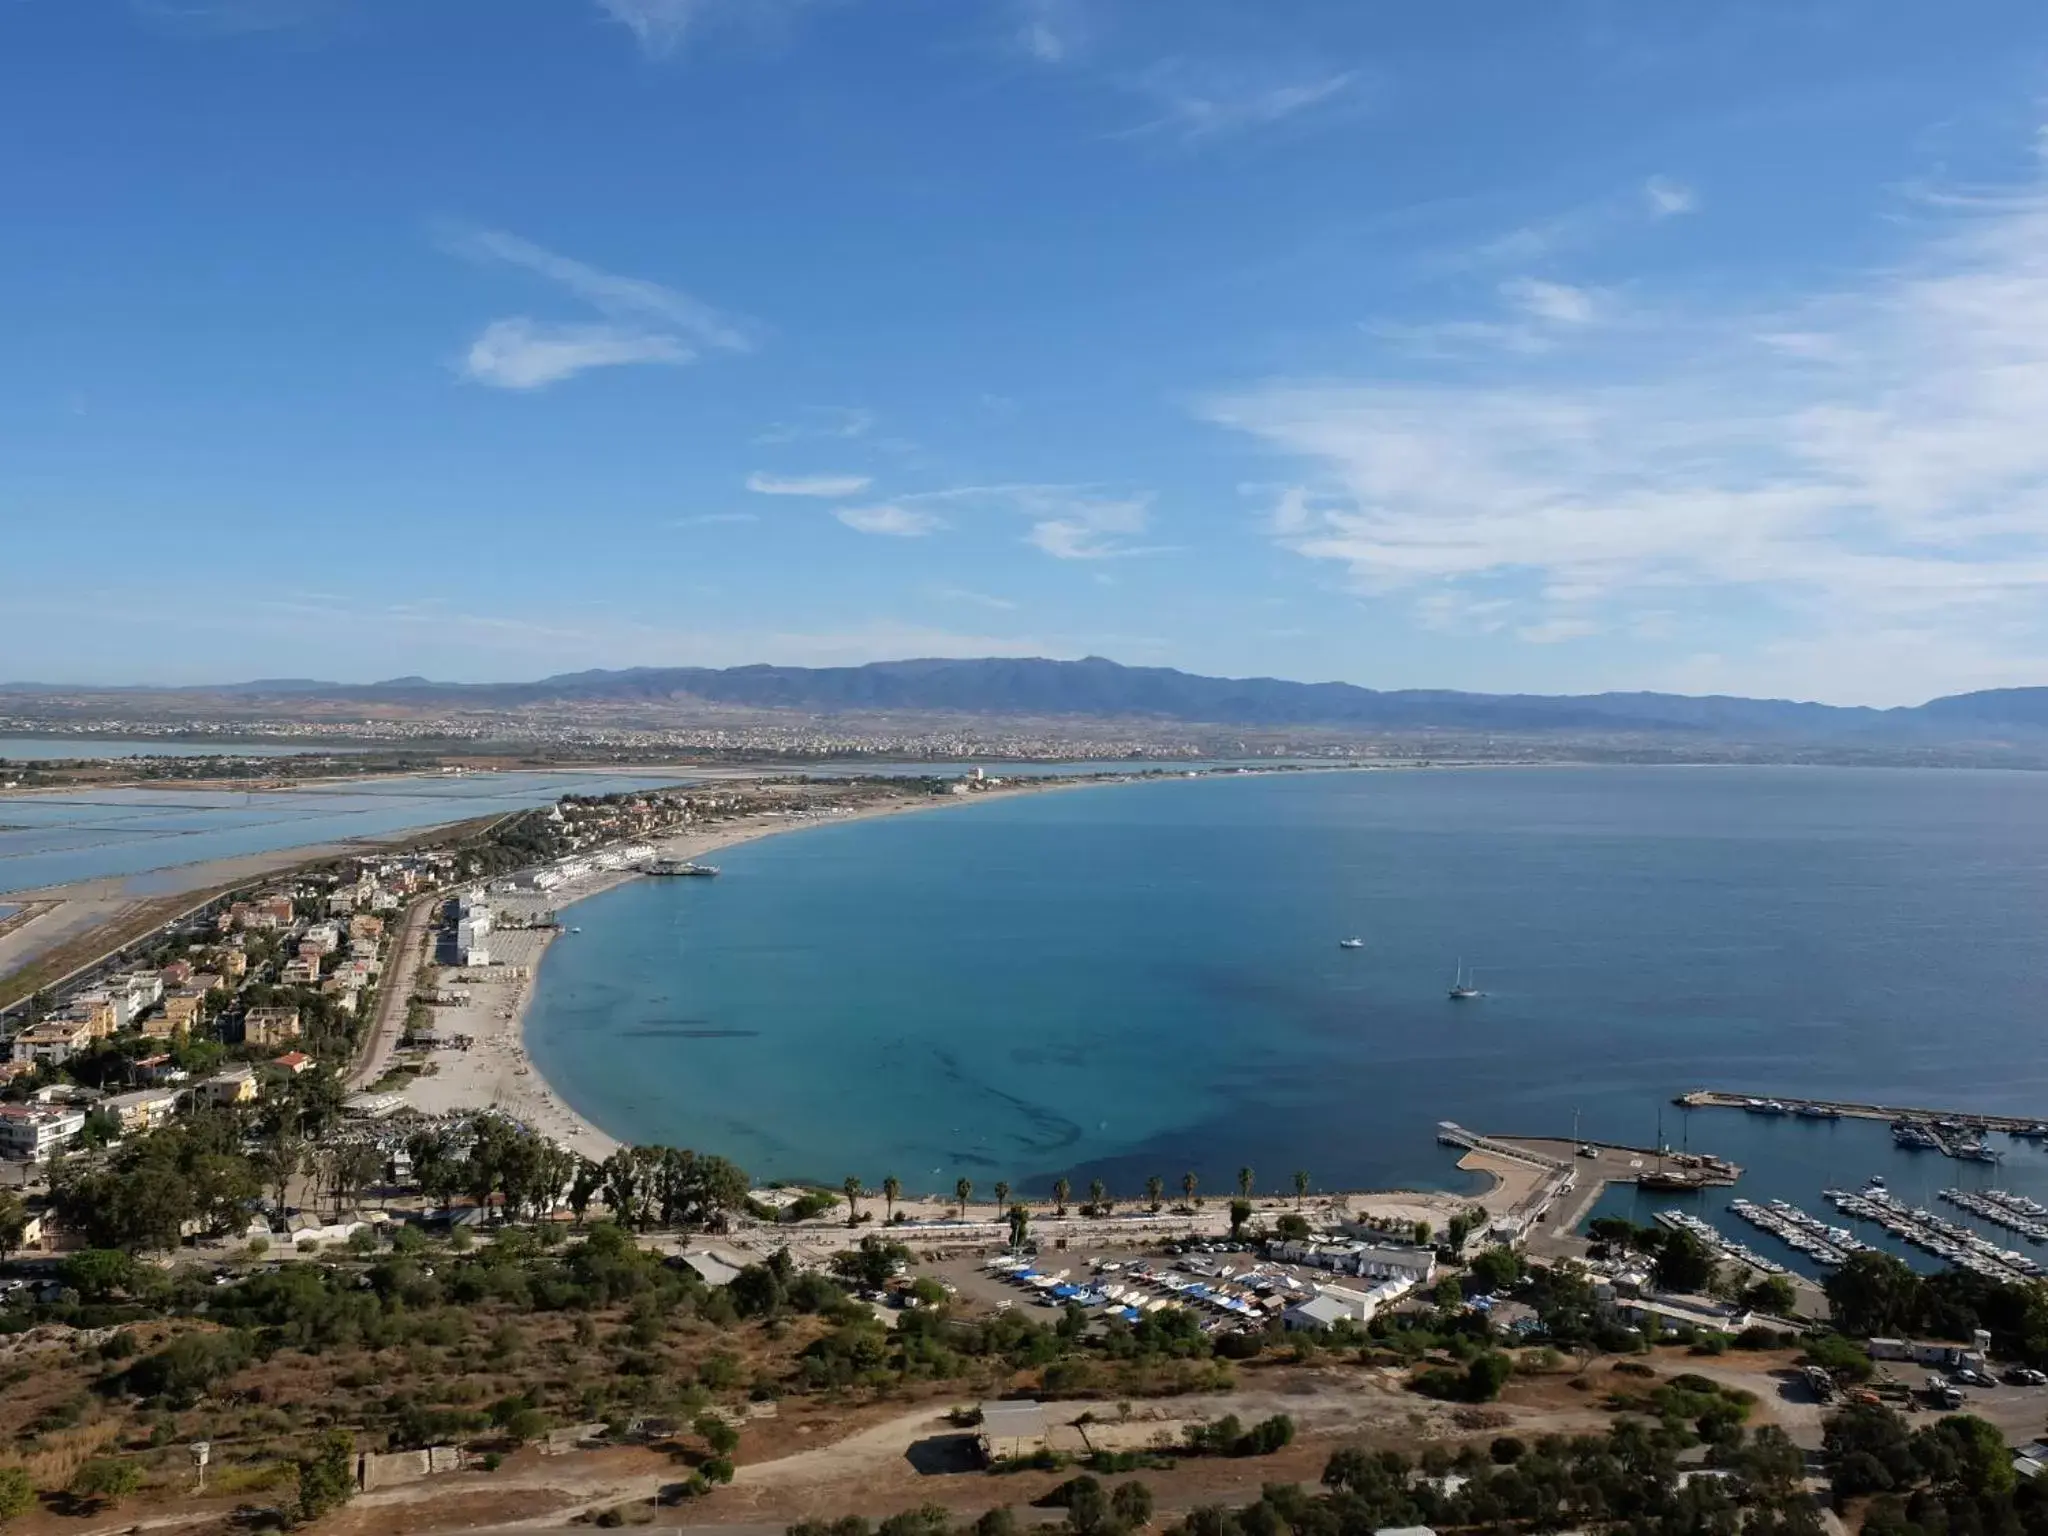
<box><xmin>746</xmin><ymin>472</ymin><xmax>872</xmax><ymax>497</ymax></box>
<box><xmin>1501</xmin><ymin>277</ymin><xmax>1599</xmax><ymax>326</ymax></box>
<box><xmin>593</xmin><ymin>0</ymin><xmax>829</xmax><ymax>59</ymax></box>
<box><xmin>871</xmin><ymin>483</ymin><xmax>1160</xmax><ymax>559</ymax></box>
<box><xmin>463</xmin><ymin>320</ymin><xmax>691</xmax><ymax>390</ymax></box>
<box><xmin>934</xmin><ymin>586</ymin><xmax>1021</xmax><ymax>611</ymax></box>
<box><xmin>1015</xmin><ymin>0</ymin><xmax>1078</xmax><ymax>62</ymax></box>
<box><xmin>1206</xmin><ymin>137</ymin><xmax>2048</xmax><ymax>702</ymax></box>
<box><xmin>130</xmin><ymin>0</ymin><xmax>337</xmax><ymax>36</ymax></box>
<box><xmin>754</xmin><ymin>406</ymin><xmax>875</xmax><ymax>444</ymax></box>
<box><xmin>1120</xmin><ymin>61</ymin><xmax>1358</xmax><ymax>143</ymax></box>
<box><xmin>1644</xmin><ymin>175</ymin><xmax>1698</xmax><ymax>218</ymax></box>
<box><xmin>670</xmin><ymin>511</ymin><xmax>759</xmax><ymax>526</ymax></box>
<box><xmin>444</xmin><ymin>225</ymin><xmax>750</xmax><ymax>389</ymax></box>
<box><xmin>836</xmin><ymin>504</ymin><xmax>944</xmax><ymax>537</ymax></box>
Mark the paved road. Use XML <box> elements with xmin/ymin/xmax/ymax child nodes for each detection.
<box><xmin>346</xmin><ymin>893</ymin><xmax>437</xmax><ymax>1091</ymax></box>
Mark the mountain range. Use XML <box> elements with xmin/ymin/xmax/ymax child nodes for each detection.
<box><xmin>11</xmin><ymin>656</ymin><xmax>2048</xmax><ymax>743</ymax></box>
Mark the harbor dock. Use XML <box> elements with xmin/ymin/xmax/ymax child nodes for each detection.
<box><xmin>1677</xmin><ymin>1089</ymin><xmax>2045</xmax><ymax>1161</ymax></box>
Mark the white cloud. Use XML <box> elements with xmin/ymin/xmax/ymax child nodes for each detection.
<box><xmin>754</xmin><ymin>406</ymin><xmax>875</xmax><ymax>444</ymax></box>
<box><xmin>836</xmin><ymin>504</ymin><xmax>944</xmax><ymax>537</ymax></box>
<box><xmin>594</xmin><ymin>0</ymin><xmax>828</xmax><ymax>59</ymax></box>
<box><xmin>1204</xmin><ymin>141</ymin><xmax>2048</xmax><ymax>703</ymax></box>
<box><xmin>1644</xmin><ymin>175</ymin><xmax>1698</xmax><ymax>218</ymax></box>
<box><xmin>445</xmin><ymin>225</ymin><xmax>748</xmax><ymax>390</ymax></box>
<box><xmin>462</xmin><ymin>319</ymin><xmax>692</xmax><ymax>389</ymax></box>
<box><xmin>1501</xmin><ymin>277</ymin><xmax>1598</xmax><ymax>326</ymax></box>
<box><xmin>934</xmin><ymin>586</ymin><xmax>1021</xmax><ymax>611</ymax></box>
<box><xmin>1016</xmin><ymin>0</ymin><xmax>1077</xmax><ymax>62</ymax></box>
<box><xmin>671</xmin><ymin>512</ymin><xmax>759</xmax><ymax>526</ymax></box>
<box><xmin>447</xmin><ymin>226</ymin><xmax>751</xmax><ymax>351</ymax></box>
<box><xmin>888</xmin><ymin>483</ymin><xmax>1158</xmax><ymax>558</ymax></box>
<box><xmin>1121</xmin><ymin>61</ymin><xmax>1358</xmax><ymax>143</ymax></box>
<box><xmin>746</xmin><ymin>472</ymin><xmax>873</xmax><ymax>497</ymax></box>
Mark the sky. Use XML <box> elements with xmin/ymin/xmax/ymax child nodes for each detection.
<box><xmin>5</xmin><ymin>3</ymin><xmax>2048</xmax><ymax>704</ymax></box>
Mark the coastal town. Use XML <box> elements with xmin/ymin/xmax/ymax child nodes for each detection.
<box><xmin>0</xmin><ymin>777</ymin><xmax>2042</xmax><ymax>1529</ymax></box>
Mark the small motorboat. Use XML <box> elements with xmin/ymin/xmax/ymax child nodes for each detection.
<box><xmin>1338</xmin><ymin>937</ymin><xmax>1364</xmax><ymax>950</ymax></box>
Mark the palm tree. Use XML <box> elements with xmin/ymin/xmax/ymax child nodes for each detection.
<box><xmin>993</xmin><ymin>1180</ymin><xmax>1011</xmax><ymax>1214</ymax></box>
<box><xmin>1293</xmin><ymin>1170</ymin><xmax>1309</xmax><ymax>1207</ymax></box>
<box><xmin>1146</xmin><ymin>1175</ymin><xmax>1164</xmax><ymax>1213</ymax></box>
<box><xmin>1089</xmin><ymin>1178</ymin><xmax>1107</xmax><ymax>1215</ymax></box>
<box><xmin>842</xmin><ymin>1175</ymin><xmax>862</xmax><ymax>1224</ymax></box>
<box><xmin>1053</xmin><ymin>1177</ymin><xmax>1071</xmax><ymax>1217</ymax></box>
<box><xmin>1181</xmin><ymin>1171</ymin><xmax>1199</xmax><ymax>1209</ymax></box>
<box><xmin>955</xmin><ymin>1176</ymin><xmax>973</xmax><ymax>1216</ymax></box>
<box><xmin>1237</xmin><ymin>1166</ymin><xmax>1255</xmax><ymax>1200</ymax></box>
<box><xmin>882</xmin><ymin>1175</ymin><xmax>901</xmax><ymax>1224</ymax></box>
<box><xmin>1008</xmin><ymin>1204</ymin><xmax>1030</xmax><ymax>1249</ymax></box>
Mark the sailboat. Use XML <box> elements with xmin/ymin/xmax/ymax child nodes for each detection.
<box><xmin>1448</xmin><ymin>960</ymin><xmax>1480</xmax><ymax>1000</ymax></box>
<box><xmin>1338</xmin><ymin>937</ymin><xmax>1364</xmax><ymax>950</ymax></box>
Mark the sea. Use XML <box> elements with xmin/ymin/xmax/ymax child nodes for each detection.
<box><xmin>523</xmin><ymin>765</ymin><xmax>2048</xmax><ymax>1273</ymax></box>
<box><xmin>0</xmin><ymin>737</ymin><xmax>362</xmax><ymax>760</ymax></box>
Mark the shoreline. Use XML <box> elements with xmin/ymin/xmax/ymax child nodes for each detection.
<box><xmin>399</xmin><ymin>779</ymin><xmax>1130</xmax><ymax>1163</ymax></box>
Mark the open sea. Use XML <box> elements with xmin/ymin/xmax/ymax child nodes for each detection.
<box><xmin>523</xmin><ymin>766</ymin><xmax>2048</xmax><ymax>1272</ymax></box>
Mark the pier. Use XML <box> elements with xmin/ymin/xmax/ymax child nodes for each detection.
<box><xmin>1678</xmin><ymin>1089</ymin><xmax>2046</xmax><ymax>1158</ymax></box>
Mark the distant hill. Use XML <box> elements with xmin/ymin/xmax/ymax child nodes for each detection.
<box><xmin>14</xmin><ymin>656</ymin><xmax>2048</xmax><ymax>742</ymax></box>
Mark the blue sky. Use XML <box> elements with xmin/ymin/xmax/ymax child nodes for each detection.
<box><xmin>5</xmin><ymin>1</ymin><xmax>2048</xmax><ymax>703</ymax></box>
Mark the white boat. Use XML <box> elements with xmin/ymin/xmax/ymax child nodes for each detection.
<box><xmin>1338</xmin><ymin>937</ymin><xmax>1364</xmax><ymax>950</ymax></box>
<box><xmin>1448</xmin><ymin>960</ymin><xmax>1481</xmax><ymax>1000</ymax></box>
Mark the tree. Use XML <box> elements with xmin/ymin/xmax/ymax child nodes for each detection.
<box><xmin>67</xmin><ymin>1459</ymin><xmax>138</xmax><ymax>1510</ymax></box>
<box><xmin>1111</xmin><ymin>1481</ymin><xmax>1154</xmax><ymax>1530</ymax></box>
<box><xmin>882</xmin><ymin>1175</ymin><xmax>902</xmax><ymax>1223</ymax></box>
<box><xmin>1146</xmin><ymin>1175</ymin><xmax>1164</xmax><ymax>1213</ymax></box>
<box><xmin>61</xmin><ymin>1248</ymin><xmax>134</xmax><ymax>1301</ymax></box>
<box><xmin>1089</xmin><ymin>1178</ymin><xmax>1107</xmax><ymax>1214</ymax></box>
<box><xmin>955</xmin><ymin>1177</ymin><xmax>974</xmax><ymax>1215</ymax></box>
<box><xmin>1412</xmin><ymin>1220</ymin><xmax>1432</xmax><ymax>1248</ymax></box>
<box><xmin>0</xmin><ymin>1191</ymin><xmax>26</xmax><ymax>1262</ymax></box>
<box><xmin>1236</xmin><ymin>1166</ymin><xmax>1254</xmax><ymax>1200</ymax></box>
<box><xmin>1824</xmin><ymin>1251</ymin><xmax>1923</xmax><ymax>1339</ymax></box>
<box><xmin>843</xmin><ymin>1176</ymin><xmax>862</xmax><ymax>1225</ymax></box>
<box><xmin>1181</xmin><ymin>1171</ymin><xmax>1199</xmax><ymax>1208</ymax></box>
<box><xmin>1008</xmin><ymin>1204</ymin><xmax>1030</xmax><ymax>1249</ymax></box>
<box><xmin>0</xmin><ymin>1466</ymin><xmax>32</xmax><ymax>1522</ymax></box>
<box><xmin>1651</xmin><ymin>1228</ymin><xmax>1718</xmax><ymax>1295</ymax></box>
<box><xmin>993</xmin><ymin>1180</ymin><xmax>1011</xmax><ymax>1215</ymax></box>
<box><xmin>1053</xmin><ymin>1178</ymin><xmax>1070</xmax><ymax>1217</ymax></box>
<box><xmin>296</xmin><ymin>1430</ymin><xmax>356</xmax><ymax>1524</ymax></box>
<box><xmin>1469</xmin><ymin>1246</ymin><xmax>1524</xmax><ymax>1293</ymax></box>
<box><xmin>1743</xmin><ymin>1274</ymin><xmax>1798</xmax><ymax>1316</ymax></box>
<box><xmin>568</xmin><ymin>1159</ymin><xmax>602</xmax><ymax>1225</ymax></box>
<box><xmin>1228</xmin><ymin>1199</ymin><xmax>1253</xmax><ymax>1239</ymax></box>
<box><xmin>695</xmin><ymin>1413</ymin><xmax>740</xmax><ymax>1456</ymax></box>
<box><xmin>1292</xmin><ymin>1171</ymin><xmax>1309</xmax><ymax>1207</ymax></box>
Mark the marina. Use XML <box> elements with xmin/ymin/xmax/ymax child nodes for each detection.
<box><xmin>1725</xmin><ymin>1196</ymin><xmax>1871</xmax><ymax>1268</ymax></box>
<box><xmin>1823</xmin><ymin>1180</ymin><xmax>2044</xmax><ymax>1284</ymax></box>
<box><xmin>1653</xmin><ymin>1210</ymin><xmax>1788</xmax><ymax>1277</ymax></box>
<box><xmin>1940</xmin><ymin>1187</ymin><xmax>2048</xmax><ymax>1245</ymax></box>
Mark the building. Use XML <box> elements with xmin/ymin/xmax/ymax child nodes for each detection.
<box><xmin>10</xmin><ymin>1019</ymin><xmax>92</xmax><ymax>1065</ymax></box>
<box><xmin>348</xmin><ymin>913</ymin><xmax>385</xmax><ymax>943</ymax></box>
<box><xmin>217</xmin><ymin>948</ymin><xmax>249</xmax><ymax>980</ymax></box>
<box><xmin>202</xmin><ymin>1065</ymin><xmax>260</xmax><ymax>1106</ymax></box>
<box><xmin>977</xmin><ymin>1400</ymin><xmax>1048</xmax><ymax>1463</ymax></box>
<box><xmin>1283</xmin><ymin>1278</ymin><xmax>1415</xmax><ymax>1331</ymax></box>
<box><xmin>112</xmin><ymin>969</ymin><xmax>164</xmax><ymax>1011</ymax></box>
<box><xmin>280</xmin><ymin>956</ymin><xmax>322</xmax><ymax>985</ymax></box>
<box><xmin>133</xmin><ymin>1054</ymin><xmax>187</xmax><ymax>1085</ymax></box>
<box><xmin>0</xmin><ymin>1103</ymin><xmax>86</xmax><ymax>1161</ymax></box>
<box><xmin>271</xmin><ymin>1051</ymin><xmax>313</xmax><ymax>1074</ymax></box>
<box><xmin>1271</xmin><ymin>1238</ymin><xmax>1438</xmax><ymax>1287</ymax></box>
<box><xmin>103</xmin><ymin>1087</ymin><xmax>180</xmax><ymax>1135</ymax></box>
<box><xmin>241</xmin><ymin>1007</ymin><xmax>302</xmax><ymax>1047</ymax></box>
<box><xmin>160</xmin><ymin>959</ymin><xmax>194</xmax><ymax>987</ymax></box>
<box><xmin>154</xmin><ymin>991</ymin><xmax>208</xmax><ymax>1038</ymax></box>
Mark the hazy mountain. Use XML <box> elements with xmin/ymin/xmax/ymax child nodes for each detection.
<box><xmin>14</xmin><ymin>656</ymin><xmax>2048</xmax><ymax>742</ymax></box>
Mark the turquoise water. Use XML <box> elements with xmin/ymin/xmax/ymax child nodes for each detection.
<box><xmin>524</xmin><ymin>767</ymin><xmax>2048</xmax><ymax>1206</ymax></box>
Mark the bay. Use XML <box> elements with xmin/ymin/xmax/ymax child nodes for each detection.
<box><xmin>524</xmin><ymin>766</ymin><xmax>2048</xmax><ymax>1218</ymax></box>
